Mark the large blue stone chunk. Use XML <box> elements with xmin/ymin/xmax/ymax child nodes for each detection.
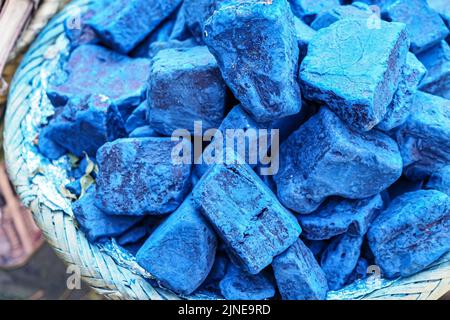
<box><xmin>147</xmin><ymin>46</ymin><xmax>227</xmax><ymax>136</ymax></box>
<box><xmin>219</xmin><ymin>264</ymin><xmax>275</xmax><ymax>300</ymax></box>
<box><xmin>382</xmin><ymin>0</ymin><xmax>448</xmax><ymax>54</ymax></box>
<box><xmin>204</xmin><ymin>0</ymin><xmax>302</xmax><ymax>122</ymax></box>
<box><xmin>300</xmin><ymin>19</ymin><xmax>409</xmax><ymax>131</ymax></box>
<box><xmin>73</xmin><ymin>187</ymin><xmax>142</xmax><ymax>242</ymax></box>
<box><xmin>425</xmin><ymin>165</ymin><xmax>450</xmax><ymax>195</ymax></box>
<box><xmin>310</xmin><ymin>2</ymin><xmax>373</xmax><ymax>30</ymax></box>
<box><xmin>289</xmin><ymin>0</ymin><xmax>340</xmax><ymax>24</ymax></box>
<box><xmin>274</xmin><ymin>107</ymin><xmax>402</xmax><ymax>214</ymax></box>
<box><xmin>272</xmin><ymin>239</ymin><xmax>329</xmax><ymax>300</ymax></box>
<box><xmin>39</xmin><ymin>95</ymin><xmax>126</xmax><ymax>158</ymax></box>
<box><xmin>368</xmin><ymin>190</ymin><xmax>450</xmax><ymax>278</ymax></box>
<box><xmin>320</xmin><ymin>233</ymin><xmax>365</xmax><ymax>290</ymax></box>
<box><xmin>298</xmin><ymin>195</ymin><xmax>384</xmax><ymax>241</ymax></box>
<box><xmin>396</xmin><ymin>91</ymin><xmax>450</xmax><ymax>181</ymax></box>
<box><xmin>47</xmin><ymin>45</ymin><xmax>150</xmax><ymax>116</ymax></box>
<box><xmin>136</xmin><ymin>196</ymin><xmax>217</xmax><ymax>295</ymax></box>
<box><xmin>193</xmin><ymin>162</ymin><xmax>301</xmax><ymax>274</ymax></box>
<box><xmin>86</xmin><ymin>0</ymin><xmax>183</xmax><ymax>53</ymax></box>
<box><xmin>417</xmin><ymin>40</ymin><xmax>450</xmax><ymax>99</ymax></box>
<box><xmin>377</xmin><ymin>52</ymin><xmax>427</xmax><ymax>132</ymax></box>
<box><xmin>96</xmin><ymin>137</ymin><xmax>191</xmax><ymax>215</ymax></box>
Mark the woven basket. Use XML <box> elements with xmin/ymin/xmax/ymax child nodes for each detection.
<box><xmin>4</xmin><ymin>0</ymin><xmax>450</xmax><ymax>300</ymax></box>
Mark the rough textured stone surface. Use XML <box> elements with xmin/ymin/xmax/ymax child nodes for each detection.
<box><xmin>219</xmin><ymin>264</ymin><xmax>275</xmax><ymax>300</ymax></box>
<box><xmin>377</xmin><ymin>52</ymin><xmax>427</xmax><ymax>131</ymax></box>
<box><xmin>96</xmin><ymin>138</ymin><xmax>191</xmax><ymax>215</ymax></box>
<box><xmin>272</xmin><ymin>239</ymin><xmax>329</xmax><ymax>300</ymax></box>
<box><xmin>274</xmin><ymin>108</ymin><xmax>403</xmax><ymax>214</ymax></box>
<box><xmin>426</xmin><ymin>165</ymin><xmax>450</xmax><ymax>195</ymax></box>
<box><xmin>382</xmin><ymin>0</ymin><xmax>448</xmax><ymax>54</ymax></box>
<box><xmin>396</xmin><ymin>91</ymin><xmax>450</xmax><ymax>181</ymax></box>
<box><xmin>182</xmin><ymin>0</ymin><xmax>225</xmax><ymax>41</ymax></box>
<box><xmin>294</xmin><ymin>17</ymin><xmax>316</xmax><ymax>61</ymax></box>
<box><xmin>136</xmin><ymin>196</ymin><xmax>217</xmax><ymax>295</ymax></box>
<box><xmin>128</xmin><ymin>126</ymin><xmax>159</xmax><ymax>138</ymax></box>
<box><xmin>125</xmin><ymin>101</ymin><xmax>147</xmax><ymax>134</ymax></box>
<box><xmin>300</xmin><ymin>19</ymin><xmax>409</xmax><ymax>131</ymax></box>
<box><xmin>39</xmin><ymin>95</ymin><xmax>126</xmax><ymax>158</ymax></box>
<box><xmin>320</xmin><ymin>233</ymin><xmax>364</xmax><ymax>290</ymax></box>
<box><xmin>368</xmin><ymin>190</ymin><xmax>450</xmax><ymax>278</ymax></box>
<box><xmin>428</xmin><ymin>0</ymin><xmax>450</xmax><ymax>27</ymax></box>
<box><xmin>47</xmin><ymin>45</ymin><xmax>150</xmax><ymax>117</ymax></box>
<box><xmin>310</xmin><ymin>3</ymin><xmax>372</xmax><ymax>30</ymax></box>
<box><xmin>417</xmin><ymin>40</ymin><xmax>450</xmax><ymax>99</ymax></box>
<box><xmin>147</xmin><ymin>46</ymin><xmax>227</xmax><ymax>136</ymax></box>
<box><xmin>73</xmin><ymin>187</ymin><xmax>141</xmax><ymax>242</ymax></box>
<box><xmin>289</xmin><ymin>0</ymin><xmax>340</xmax><ymax>24</ymax></box>
<box><xmin>86</xmin><ymin>0</ymin><xmax>183</xmax><ymax>53</ymax></box>
<box><xmin>148</xmin><ymin>39</ymin><xmax>198</xmax><ymax>58</ymax></box>
<box><xmin>193</xmin><ymin>162</ymin><xmax>301</xmax><ymax>274</ymax></box>
<box><xmin>298</xmin><ymin>195</ymin><xmax>384</xmax><ymax>240</ymax></box>
<box><xmin>204</xmin><ymin>0</ymin><xmax>302</xmax><ymax>122</ymax></box>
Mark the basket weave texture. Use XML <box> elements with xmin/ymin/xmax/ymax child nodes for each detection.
<box><xmin>3</xmin><ymin>0</ymin><xmax>450</xmax><ymax>300</ymax></box>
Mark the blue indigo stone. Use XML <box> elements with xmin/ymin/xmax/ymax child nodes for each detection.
<box><xmin>396</xmin><ymin>91</ymin><xmax>450</xmax><ymax>181</ymax></box>
<box><xmin>310</xmin><ymin>2</ymin><xmax>372</xmax><ymax>30</ymax></box>
<box><xmin>293</xmin><ymin>17</ymin><xmax>316</xmax><ymax>62</ymax></box>
<box><xmin>368</xmin><ymin>190</ymin><xmax>450</xmax><ymax>278</ymax></box>
<box><xmin>96</xmin><ymin>137</ymin><xmax>192</xmax><ymax>215</ymax></box>
<box><xmin>274</xmin><ymin>108</ymin><xmax>403</xmax><ymax>214</ymax></box>
<box><xmin>182</xmin><ymin>0</ymin><xmax>225</xmax><ymax>42</ymax></box>
<box><xmin>147</xmin><ymin>46</ymin><xmax>227</xmax><ymax>136</ymax></box>
<box><xmin>125</xmin><ymin>101</ymin><xmax>148</xmax><ymax>133</ymax></box>
<box><xmin>272</xmin><ymin>239</ymin><xmax>329</xmax><ymax>300</ymax></box>
<box><xmin>377</xmin><ymin>52</ymin><xmax>427</xmax><ymax>131</ymax></box>
<box><xmin>129</xmin><ymin>126</ymin><xmax>159</xmax><ymax>138</ymax></box>
<box><xmin>65</xmin><ymin>180</ymin><xmax>82</xmax><ymax>197</ymax></box>
<box><xmin>289</xmin><ymin>0</ymin><xmax>340</xmax><ymax>24</ymax></box>
<box><xmin>320</xmin><ymin>233</ymin><xmax>365</xmax><ymax>290</ymax></box>
<box><xmin>86</xmin><ymin>0</ymin><xmax>183</xmax><ymax>53</ymax></box>
<box><xmin>117</xmin><ymin>224</ymin><xmax>149</xmax><ymax>246</ymax></box>
<box><xmin>148</xmin><ymin>38</ymin><xmax>198</xmax><ymax>58</ymax></box>
<box><xmin>204</xmin><ymin>0</ymin><xmax>302</xmax><ymax>122</ymax></box>
<box><xmin>169</xmin><ymin>3</ymin><xmax>193</xmax><ymax>41</ymax></box>
<box><xmin>136</xmin><ymin>195</ymin><xmax>217</xmax><ymax>295</ymax></box>
<box><xmin>193</xmin><ymin>162</ymin><xmax>301</xmax><ymax>274</ymax></box>
<box><xmin>219</xmin><ymin>264</ymin><xmax>275</xmax><ymax>300</ymax></box>
<box><xmin>73</xmin><ymin>187</ymin><xmax>142</xmax><ymax>242</ymax></box>
<box><xmin>40</xmin><ymin>95</ymin><xmax>126</xmax><ymax>158</ymax></box>
<box><xmin>425</xmin><ymin>165</ymin><xmax>450</xmax><ymax>195</ymax></box>
<box><xmin>382</xmin><ymin>0</ymin><xmax>449</xmax><ymax>54</ymax></box>
<box><xmin>417</xmin><ymin>40</ymin><xmax>450</xmax><ymax>99</ymax></box>
<box><xmin>47</xmin><ymin>45</ymin><xmax>150</xmax><ymax>116</ymax></box>
<box><xmin>300</xmin><ymin>19</ymin><xmax>409</xmax><ymax>131</ymax></box>
<box><xmin>38</xmin><ymin>127</ymin><xmax>67</xmax><ymax>160</ymax></box>
<box><xmin>428</xmin><ymin>0</ymin><xmax>450</xmax><ymax>28</ymax></box>
<box><xmin>298</xmin><ymin>195</ymin><xmax>384</xmax><ymax>241</ymax></box>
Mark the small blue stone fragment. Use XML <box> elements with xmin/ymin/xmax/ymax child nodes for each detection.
<box><xmin>300</xmin><ymin>19</ymin><xmax>409</xmax><ymax>131</ymax></box>
<box><xmin>96</xmin><ymin>137</ymin><xmax>192</xmax><ymax>215</ymax></box>
<box><xmin>298</xmin><ymin>195</ymin><xmax>384</xmax><ymax>241</ymax></box>
<box><xmin>425</xmin><ymin>165</ymin><xmax>450</xmax><ymax>195</ymax></box>
<box><xmin>148</xmin><ymin>38</ymin><xmax>198</xmax><ymax>58</ymax></box>
<box><xmin>310</xmin><ymin>2</ymin><xmax>372</xmax><ymax>30</ymax></box>
<box><xmin>193</xmin><ymin>162</ymin><xmax>301</xmax><ymax>274</ymax></box>
<box><xmin>320</xmin><ymin>233</ymin><xmax>365</xmax><ymax>290</ymax></box>
<box><xmin>396</xmin><ymin>91</ymin><xmax>450</xmax><ymax>180</ymax></box>
<box><xmin>272</xmin><ymin>239</ymin><xmax>329</xmax><ymax>300</ymax></box>
<box><xmin>293</xmin><ymin>17</ymin><xmax>316</xmax><ymax>62</ymax></box>
<box><xmin>136</xmin><ymin>195</ymin><xmax>217</xmax><ymax>295</ymax></box>
<box><xmin>382</xmin><ymin>0</ymin><xmax>449</xmax><ymax>54</ymax></box>
<box><xmin>125</xmin><ymin>101</ymin><xmax>148</xmax><ymax>133</ymax></box>
<box><xmin>38</xmin><ymin>128</ymin><xmax>67</xmax><ymax>160</ymax></box>
<box><xmin>274</xmin><ymin>108</ymin><xmax>402</xmax><ymax>214</ymax></box>
<box><xmin>65</xmin><ymin>180</ymin><xmax>82</xmax><ymax>197</ymax></box>
<box><xmin>368</xmin><ymin>189</ymin><xmax>450</xmax><ymax>278</ymax></box>
<box><xmin>129</xmin><ymin>126</ymin><xmax>159</xmax><ymax>138</ymax></box>
<box><xmin>289</xmin><ymin>0</ymin><xmax>340</xmax><ymax>24</ymax></box>
<box><xmin>147</xmin><ymin>46</ymin><xmax>227</xmax><ymax>136</ymax></box>
<box><xmin>219</xmin><ymin>264</ymin><xmax>275</xmax><ymax>300</ymax></box>
<box><xmin>204</xmin><ymin>0</ymin><xmax>302</xmax><ymax>122</ymax></box>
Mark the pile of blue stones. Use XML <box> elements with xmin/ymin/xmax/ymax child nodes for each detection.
<box><xmin>38</xmin><ymin>0</ymin><xmax>450</xmax><ymax>299</ymax></box>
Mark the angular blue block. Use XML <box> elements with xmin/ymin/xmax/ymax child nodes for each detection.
<box><xmin>96</xmin><ymin>137</ymin><xmax>192</xmax><ymax>215</ymax></box>
<box><xmin>428</xmin><ymin>0</ymin><xmax>450</xmax><ymax>28</ymax></box>
<box><xmin>289</xmin><ymin>0</ymin><xmax>340</xmax><ymax>24</ymax></box>
<box><xmin>377</xmin><ymin>52</ymin><xmax>427</xmax><ymax>131</ymax></box>
<box><xmin>39</xmin><ymin>95</ymin><xmax>126</xmax><ymax>158</ymax></box>
<box><xmin>368</xmin><ymin>190</ymin><xmax>450</xmax><ymax>278</ymax></box>
<box><xmin>219</xmin><ymin>264</ymin><xmax>275</xmax><ymax>300</ymax></box>
<box><xmin>274</xmin><ymin>108</ymin><xmax>403</xmax><ymax>214</ymax></box>
<box><xmin>396</xmin><ymin>91</ymin><xmax>450</xmax><ymax>180</ymax></box>
<box><xmin>310</xmin><ymin>3</ymin><xmax>372</xmax><ymax>30</ymax></box>
<box><xmin>129</xmin><ymin>126</ymin><xmax>159</xmax><ymax>138</ymax></box>
<box><xmin>293</xmin><ymin>17</ymin><xmax>316</xmax><ymax>62</ymax></box>
<box><xmin>65</xmin><ymin>179</ymin><xmax>82</xmax><ymax>198</ymax></box>
<box><xmin>298</xmin><ymin>194</ymin><xmax>384</xmax><ymax>241</ymax></box>
<box><xmin>204</xmin><ymin>0</ymin><xmax>302</xmax><ymax>122</ymax></box>
<box><xmin>147</xmin><ymin>46</ymin><xmax>227</xmax><ymax>136</ymax></box>
<box><xmin>272</xmin><ymin>239</ymin><xmax>329</xmax><ymax>300</ymax></box>
<box><xmin>320</xmin><ymin>233</ymin><xmax>364</xmax><ymax>290</ymax></box>
<box><xmin>300</xmin><ymin>19</ymin><xmax>409</xmax><ymax>131</ymax></box>
<box><xmin>136</xmin><ymin>195</ymin><xmax>217</xmax><ymax>295</ymax></box>
<box><xmin>382</xmin><ymin>0</ymin><xmax>448</xmax><ymax>54</ymax></box>
<box><xmin>425</xmin><ymin>165</ymin><xmax>450</xmax><ymax>195</ymax></box>
<box><xmin>417</xmin><ymin>40</ymin><xmax>450</xmax><ymax>99</ymax></box>
<box><xmin>193</xmin><ymin>162</ymin><xmax>301</xmax><ymax>274</ymax></box>
<box><xmin>86</xmin><ymin>0</ymin><xmax>183</xmax><ymax>53</ymax></box>
<box><xmin>125</xmin><ymin>101</ymin><xmax>147</xmax><ymax>134</ymax></box>
<box><xmin>38</xmin><ymin>127</ymin><xmax>67</xmax><ymax>160</ymax></box>
<box><xmin>47</xmin><ymin>45</ymin><xmax>150</xmax><ymax>116</ymax></box>
<box><xmin>117</xmin><ymin>225</ymin><xmax>148</xmax><ymax>246</ymax></box>
<box><xmin>73</xmin><ymin>187</ymin><xmax>142</xmax><ymax>242</ymax></box>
